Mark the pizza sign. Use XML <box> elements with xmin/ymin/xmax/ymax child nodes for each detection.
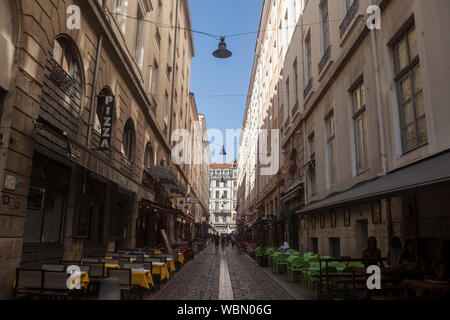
<box><xmin>99</xmin><ymin>94</ymin><xmax>115</xmax><ymax>150</ymax></box>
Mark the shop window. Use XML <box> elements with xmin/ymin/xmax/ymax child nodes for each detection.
<box><xmin>23</xmin><ymin>155</ymin><xmax>69</xmax><ymax>244</ymax></box>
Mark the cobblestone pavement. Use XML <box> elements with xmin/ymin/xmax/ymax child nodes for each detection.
<box><xmin>154</xmin><ymin>245</ymin><xmax>220</xmax><ymax>300</ymax></box>
<box><xmin>225</xmin><ymin>247</ymin><xmax>295</xmax><ymax>300</ymax></box>
<box><xmin>153</xmin><ymin>244</ymin><xmax>299</xmax><ymax>300</ymax></box>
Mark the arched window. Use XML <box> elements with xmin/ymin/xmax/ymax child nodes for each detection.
<box><xmin>122</xmin><ymin>119</ymin><xmax>135</xmax><ymax>161</ymax></box>
<box><xmin>144</xmin><ymin>142</ymin><xmax>155</xmax><ymax>168</ymax></box>
<box><xmin>50</xmin><ymin>35</ymin><xmax>84</xmax><ymax>115</ymax></box>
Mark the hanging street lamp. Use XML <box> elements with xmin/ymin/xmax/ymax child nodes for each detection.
<box><xmin>213</xmin><ymin>37</ymin><xmax>232</xmax><ymax>59</ymax></box>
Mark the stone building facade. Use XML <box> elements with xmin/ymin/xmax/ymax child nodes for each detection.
<box><xmin>0</xmin><ymin>0</ymin><xmax>209</xmax><ymax>299</ymax></box>
<box><xmin>209</xmin><ymin>162</ymin><xmax>238</xmax><ymax>235</ymax></box>
<box><xmin>238</xmin><ymin>0</ymin><xmax>450</xmax><ymax>259</ymax></box>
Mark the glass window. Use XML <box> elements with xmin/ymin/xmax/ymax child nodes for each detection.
<box><xmin>394</xmin><ymin>24</ymin><xmax>426</xmax><ymax>152</ymax></box>
<box><xmin>123</xmin><ymin>120</ymin><xmax>135</xmax><ymax>160</ymax></box>
<box><xmin>326</xmin><ymin>114</ymin><xmax>336</xmax><ymax>186</ymax></box>
<box><xmin>112</xmin><ymin>0</ymin><xmax>128</xmax><ymax>34</ymax></box>
<box><xmin>144</xmin><ymin>142</ymin><xmax>154</xmax><ymax>168</ymax></box>
<box><xmin>352</xmin><ymin>82</ymin><xmax>368</xmax><ymax>173</ymax></box>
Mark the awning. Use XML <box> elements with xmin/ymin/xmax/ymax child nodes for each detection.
<box><xmin>280</xmin><ymin>185</ymin><xmax>303</xmax><ymax>204</ymax></box>
<box><xmin>298</xmin><ymin>151</ymin><xmax>450</xmax><ymax>214</ymax></box>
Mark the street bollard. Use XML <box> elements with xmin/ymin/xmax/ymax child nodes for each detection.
<box><xmin>99</xmin><ymin>278</ymin><xmax>121</xmax><ymax>300</ymax></box>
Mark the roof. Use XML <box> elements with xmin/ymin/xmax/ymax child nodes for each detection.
<box><xmin>298</xmin><ymin>151</ymin><xmax>450</xmax><ymax>214</ymax></box>
<box><xmin>210</xmin><ymin>162</ymin><xmax>238</xmax><ymax>169</ymax></box>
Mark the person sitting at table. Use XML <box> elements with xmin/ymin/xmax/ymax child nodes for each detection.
<box><xmin>363</xmin><ymin>236</ymin><xmax>382</xmax><ymax>266</ymax></box>
<box><xmin>399</xmin><ymin>239</ymin><xmax>421</xmax><ymax>271</ymax></box>
<box><xmin>433</xmin><ymin>240</ymin><xmax>450</xmax><ymax>281</ymax></box>
<box><xmin>278</xmin><ymin>241</ymin><xmax>290</xmax><ymax>252</ymax></box>
<box><xmin>387</xmin><ymin>236</ymin><xmax>402</xmax><ymax>267</ymax></box>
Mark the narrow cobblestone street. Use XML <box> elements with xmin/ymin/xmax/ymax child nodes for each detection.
<box><xmin>153</xmin><ymin>245</ymin><xmax>300</xmax><ymax>300</ymax></box>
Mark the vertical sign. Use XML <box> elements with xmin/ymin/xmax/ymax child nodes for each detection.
<box><xmin>98</xmin><ymin>93</ymin><xmax>115</xmax><ymax>150</ymax></box>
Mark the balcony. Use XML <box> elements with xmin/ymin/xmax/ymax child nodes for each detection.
<box><xmin>291</xmin><ymin>101</ymin><xmax>299</xmax><ymax>117</ymax></box>
<box><xmin>284</xmin><ymin>114</ymin><xmax>290</xmax><ymax>129</ymax></box>
<box><xmin>303</xmin><ymin>78</ymin><xmax>313</xmax><ymax>99</ymax></box>
<box><xmin>50</xmin><ymin>59</ymin><xmax>75</xmax><ymax>95</ymax></box>
<box><xmin>318</xmin><ymin>45</ymin><xmax>332</xmax><ymax>75</ymax></box>
<box><xmin>339</xmin><ymin>0</ymin><xmax>359</xmax><ymax>38</ymax></box>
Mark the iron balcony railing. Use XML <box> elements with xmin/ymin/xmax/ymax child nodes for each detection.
<box><xmin>318</xmin><ymin>45</ymin><xmax>332</xmax><ymax>75</ymax></box>
<box><xmin>339</xmin><ymin>0</ymin><xmax>360</xmax><ymax>38</ymax></box>
<box><xmin>284</xmin><ymin>114</ymin><xmax>291</xmax><ymax>129</ymax></box>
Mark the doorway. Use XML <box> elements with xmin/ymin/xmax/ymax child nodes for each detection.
<box><xmin>355</xmin><ymin>219</ymin><xmax>368</xmax><ymax>257</ymax></box>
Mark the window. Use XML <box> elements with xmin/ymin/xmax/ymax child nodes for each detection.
<box><xmin>216</xmin><ymin>180</ymin><xmax>220</xmax><ymax>187</ymax></box>
<box><xmin>224</xmin><ymin>191</ymin><xmax>228</xmax><ymax>199</ymax></box>
<box><xmin>304</xmin><ymin>32</ymin><xmax>312</xmax><ymax>85</ymax></box>
<box><xmin>144</xmin><ymin>142</ymin><xmax>154</xmax><ymax>168</ymax></box>
<box><xmin>394</xmin><ymin>24</ymin><xmax>426</xmax><ymax>152</ymax></box>
<box><xmin>23</xmin><ymin>156</ymin><xmax>69</xmax><ymax>244</ymax></box>
<box><xmin>112</xmin><ymin>0</ymin><xmax>128</xmax><ymax>34</ymax></box>
<box><xmin>216</xmin><ymin>191</ymin><xmax>220</xmax><ymax>199</ymax></box>
<box><xmin>352</xmin><ymin>81</ymin><xmax>368</xmax><ymax>172</ymax></box>
<box><xmin>150</xmin><ymin>61</ymin><xmax>158</xmax><ymax>98</ymax></box>
<box><xmin>311</xmin><ymin>238</ymin><xmax>319</xmax><ymax>254</ymax></box>
<box><xmin>329</xmin><ymin>238</ymin><xmax>341</xmax><ymax>257</ymax></box>
<box><xmin>134</xmin><ymin>5</ymin><xmax>145</xmax><ymax>69</ymax></box>
<box><xmin>285</xmin><ymin>77</ymin><xmax>290</xmax><ymax>116</ymax></box>
<box><xmin>320</xmin><ymin>0</ymin><xmax>330</xmax><ymax>54</ymax></box>
<box><xmin>326</xmin><ymin>113</ymin><xmax>336</xmax><ymax>187</ymax></box>
<box><xmin>53</xmin><ymin>37</ymin><xmax>80</xmax><ymax>80</ymax></box>
<box><xmin>293</xmin><ymin>59</ymin><xmax>299</xmax><ymax>106</ymax></box>
<box><xmin>0</xmin><ymin>88</ymin><xmax>6</xmax><ymax>121</ymax></box>
<box><xmin>308</xmin><ymin>133</ymin><xmax>316</xmax><ymax>196</ymax></box>
<box><xmin>163</xmin><ymin>92</ymin><xmax>169</xmax><ymax>133</ymax></box>
<box><xmin>122</xmin><ymin>119</ymin><xmax>135</xmax><ymax>161</ymax></box>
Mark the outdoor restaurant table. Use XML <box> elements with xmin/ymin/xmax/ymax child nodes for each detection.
<box><xmin>104</xmin><ymin>263</ymin><xmax>120</xmax><ymax>277</ymax></box>
<box><xmin>13</xmin><ymin>272</ymin><xmax>90</xmax><ymax>290</ymax></box>
<box><xmin>166</xmin><ymin>258</ymin><xmax>176</xmax><ymax>273</ymax></box>
<box><xmin>152</xmin><ymin>262</ymin><xmax>170</xmax><ymax>281</ymax></box>
<box><xmin>403</xmin><ymin>278</ymin><xmax>450</xmax><ymax>300</ymax></box>
<box><xmin>178</xmin><ymin>253</ymin><xmax>185</xmax><ymax>264</ymax></box>
<box><xmin>131</xmin><ymin>269</ymin><xmax>154</xmax><ymax>289</ymax></box>
<box><xmin>154</xmin><ymin>251</ymin><xmax>162</xmax><ymax>257</ymax></box>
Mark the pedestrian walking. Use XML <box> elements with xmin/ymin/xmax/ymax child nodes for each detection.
<box><xmin>220</xmin><ymin>235</ymin><xmax>226</xmax><ymax>251</ymax></box>
<box><xmin>214</xmin><ymin>235</ymin><xmax>220</xmax><ymax>254</ymax></box>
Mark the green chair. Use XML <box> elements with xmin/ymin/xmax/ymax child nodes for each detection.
<box><xmin>287</xmin><ymin>257</ymin><xmax>305</xmax><ymax>282</ymax></box>
<box><xmin>268</xmin><ymin>251</ymin><xmax>282</xmax><ymax>268</ymax></box>
<box><xmin>272</xmin><ymin>253</ymin><xmax>289</xmax><ymax>274</ymax></box>
<box><xmin>312</xmin><ymin>266</ymin><xmax>338</xmax><ymax>298</ymax></box>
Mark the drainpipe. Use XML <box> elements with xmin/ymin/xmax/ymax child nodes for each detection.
<box><xmin>370</xmin><ymin>29</ymin><xmax>388</xmax><ymax>175</ymax></box>
<box><xmin>87</xmin><ymin>0</ymin><xmax>107</xmax><ymax>148</ymax></box>
<box><xmin>168</xmin><ymin>0</ymin><xmax>180</xmax><ymax>156</ymax></box>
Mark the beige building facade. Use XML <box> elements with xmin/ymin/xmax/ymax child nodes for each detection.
<box><xmin>238</xmin><ymin>0</ymin><xmax>450</xmax><ymax>260</ymax></box>
<box><xmin>0</xmin><ymin>0</ymin><xmax>209</xmax><ymax>299</ymax></box>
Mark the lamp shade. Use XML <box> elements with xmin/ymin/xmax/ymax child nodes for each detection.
<box><xmin>213</xmin><ymin>37</ymin><xmax>232</xmax><ymax>59</ymax></box>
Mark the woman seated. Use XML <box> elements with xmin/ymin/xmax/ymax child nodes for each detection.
<box><xmin>399</xmin><ymin>239</ymin><xmax>422</xmax><ymax>271</ymax></box>
<box><xmin>363</xmin><ymin>236</ymin><xmax>382</xmax><ymax>266</ymax></box>
<box><xmin>387</xmin><ymin>236</ymin><xmax>402</xmax><ymax>267</ymax></box>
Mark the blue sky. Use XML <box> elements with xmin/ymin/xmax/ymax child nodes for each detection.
<box><xmin>189</xmin><ymin>0</ymin><xmax>263</xmax><ymax>162</ymax></box>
